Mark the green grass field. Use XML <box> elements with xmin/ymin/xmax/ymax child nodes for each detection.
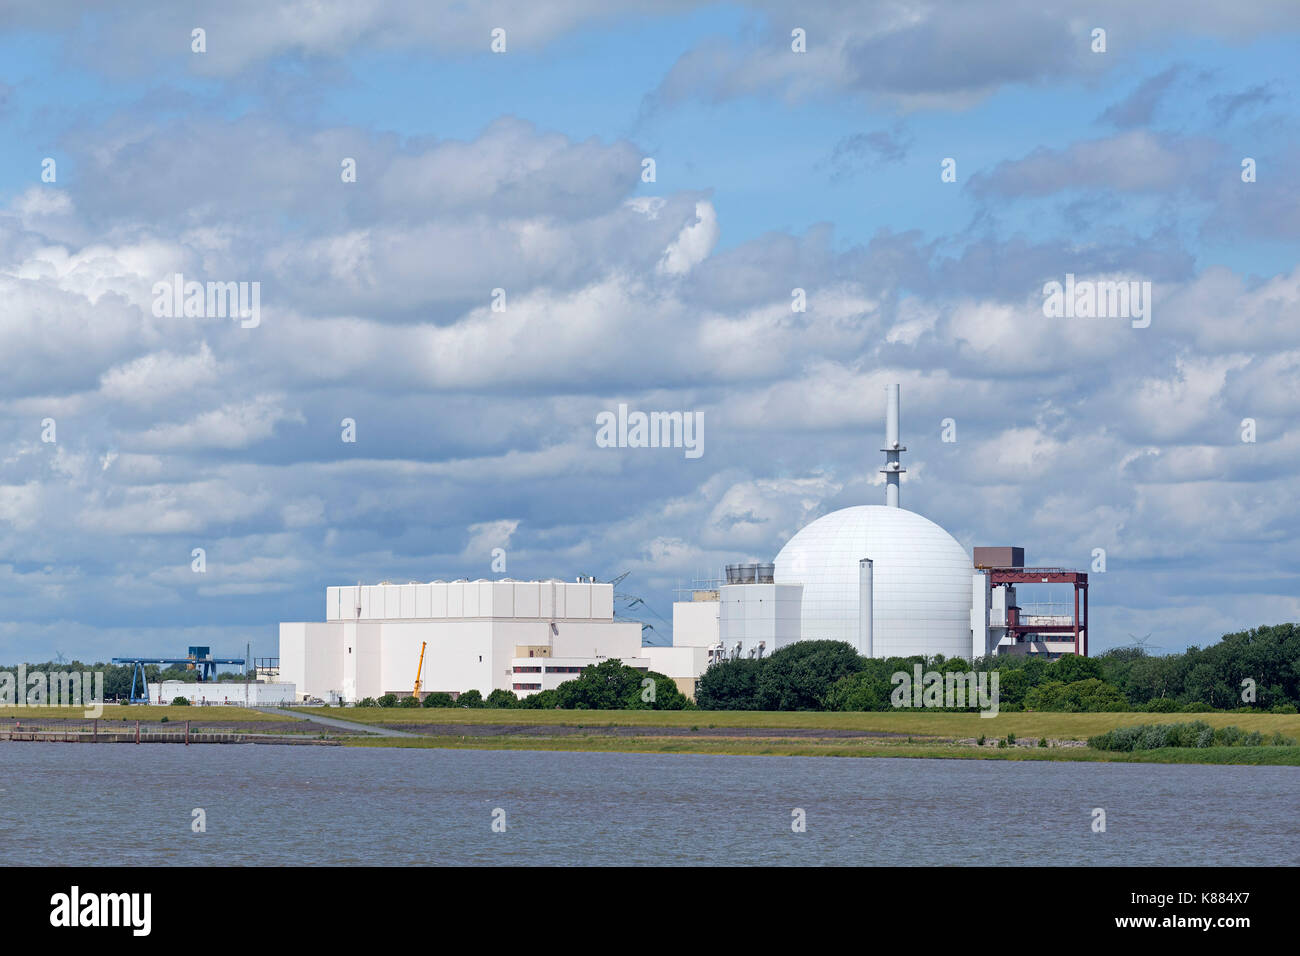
<box><xmin>3</xmin><ymin>705</ymin><xmax>1292</xmax><ymax>762</ymax></box>
<box><xmin>339</xmin><ymin>734</ymin><xmax>1300</xmax><ymax>765</ymax></box>
<box><xmin>299</xmin><ymin>706</ymin><xmax>1300</xmax><ymax>740</ymax></box>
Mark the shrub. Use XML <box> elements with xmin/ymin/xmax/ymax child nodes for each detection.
<box><xmin>1024</xmin><ymin>678</ymin><xmax>1128</xmax><ymax>712</ymax></box>
<box><xmin>421</xmin><ymin>692</ymin><xmax>454</xmax><ymax>708</ymax></box>
<box><xmin>356</xmin><ymin>697</ymin><xmax>377</xmax><ymax>707</ymax></box>
<box><xmin>484</xmin><ymin>689</ymin><xmax>519</xmax><ymax>709</ymax></box>
<box><xmin>1038</xmin><ymin>737</ymin><xmax>1047</xmax><ymax>748</ymax></box>
<box><xmin>1141</xmin><ymin>697</ymin><xmax>1179</xmax><ymax>713</ymax></box>
<box><xmin>398</xmin><ymin>695</ymin><xmax>420</xmax><ymax>708</ymax></box>
<box><xmin>525</xmin><ymin>689</ymin><xmax>562</xmax><ymax>709</ymax></box>
<box><xmin>547</xmin><ymin>659</ymin><xmax>690</xmax><ymax>711</ymax></box>
<box><xmin>1089</xmin><ymin>720</ymin><xmax>1295</xmax><ymax>751</ymax></box>
<box><xmin>455</xmin><ymin>689</ymin><xmax>484</xmax><ymax>708</ymax></box>
<box><xmin>171</xmin><ymin>697</ymin><xmax>190</xmax><ymax>706</ymax></box>
<box><xmin>376</xmin><ymin>694</ymin><xmax>399</xmax><ymax>708</ymax></box>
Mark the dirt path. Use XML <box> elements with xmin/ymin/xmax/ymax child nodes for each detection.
<box><xmin>254</xmin><ymin>707</ymin><xmax>419</xmax><ymax>738</ymax></box>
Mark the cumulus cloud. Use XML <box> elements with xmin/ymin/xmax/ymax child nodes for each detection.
<box><xmin>10</xmin><ymin>0</ymin><xmax>699</xmax><ymax>74</ymax></box>
<box><xmin>0</xmin><ymin>1</ymin><xmax>1297</xmax><ymax>661</ymax></box>
<box><xmin>648</xmin><ymin>0</ymin><xmax>1300</xmax><ymax>107</ymax></box>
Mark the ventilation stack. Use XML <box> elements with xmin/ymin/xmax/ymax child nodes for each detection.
<box><xmin>880</xmin><ymin>384</ymin><xmax>905</xmax><ymax>507</ymax></box>
<box><xmin>859</xmin><ymin>558</ymin><xmax>874</xmax><ymax>656</ymax></box>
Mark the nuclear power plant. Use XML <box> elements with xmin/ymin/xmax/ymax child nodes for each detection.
<box><xmin>280</xmin><ymin>386</ymin><xmax>1089</xmax><ymax>702</ymax></box>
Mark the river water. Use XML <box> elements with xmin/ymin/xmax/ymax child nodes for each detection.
<box><xmin>2</xmin><ymin>745</ymin><xmax>1295</xmax><ymax>865</ymax></box>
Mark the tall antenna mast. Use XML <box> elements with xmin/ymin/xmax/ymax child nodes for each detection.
<box><xmin>880</xmin><ymin>383</ymin><xmax>905</xmax><ymax>507</ymax></box>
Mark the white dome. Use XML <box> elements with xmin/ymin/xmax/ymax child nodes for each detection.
<box><xmin>774</xmin><ymin>505</ymin><xmax>974</xmax><ymax>660</ymax></box>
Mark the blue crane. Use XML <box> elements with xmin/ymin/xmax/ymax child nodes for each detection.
<box><xmin>111</xmin><ymin>646</ymin><xmax>245</xmax><ymax>704</ymax></box>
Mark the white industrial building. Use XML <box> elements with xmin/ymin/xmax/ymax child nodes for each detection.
<box><xmin>147</xmin><ymin>680</ymin><xmax>297</xmax><ymax>706</ymax></box>
<box><xmin>280</xmin><ymin>579</ymin><xmax>649</xmax><ymax>702</ymax></box>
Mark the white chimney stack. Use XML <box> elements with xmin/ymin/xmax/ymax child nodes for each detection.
<box><xmin>859</xmin><ymin>558</ymin><xmax>874</xmax><ymax>656</ymax></box>
<box><xmin>880</xmin><ymin>384</ymin><xmax>906</xmax><ymax>507</ymax></box>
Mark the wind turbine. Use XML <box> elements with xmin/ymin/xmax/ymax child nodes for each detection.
<box><xmin>1120</xmin><ymin>632</ymin><xmax>1164</xmax><ymax>654</ymax></box>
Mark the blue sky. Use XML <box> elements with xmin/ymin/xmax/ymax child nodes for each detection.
<box><xmin>1</xmin><ymin>1</ymin><xmax>1298</xmax><ymax>663</ymax></box>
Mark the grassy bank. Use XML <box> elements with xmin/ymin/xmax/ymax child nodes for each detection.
<box><xmin>301</xmin><ymin>707</ymin><xmax>1300</xmax><ymax>739</ymax></box>
<box><xmin>339</xmin><ymin>733</ymin><xmax>1300</xmax><ymax>765</ymax></box>
<box><xmin>298</xmin><ymin>708</ymin><xmax>1300</xmax><ymax>765</ymax></box>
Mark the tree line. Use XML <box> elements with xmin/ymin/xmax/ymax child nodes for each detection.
<box><xmin>357</xmin><ymin>659</ymin><xmax>692</xmax><ymax>710</ymax></box>
<box><xmin>694</xmin><ymin>623</ymin><xmax>1300</xmax><ymax>712</ymax></box>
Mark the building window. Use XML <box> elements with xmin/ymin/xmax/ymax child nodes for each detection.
<box><xmin>512</xmin><ymin>683</ymin><xmax>541</xmax><ymax>691</ymax></box>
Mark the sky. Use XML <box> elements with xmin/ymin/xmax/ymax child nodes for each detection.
<box><xmin>0</xmin><ymin>0</ymin><xmax>1297</xmax><ymax>663</ymax></box>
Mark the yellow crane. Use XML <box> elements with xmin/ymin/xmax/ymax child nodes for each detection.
<box><xmin>412</xmin><ymin>641</ymin><xmax>427</xmax><ymax>701</ymax></box>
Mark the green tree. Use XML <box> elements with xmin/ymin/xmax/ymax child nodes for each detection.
<box><xmin>823</xmin><ymin>671</ymin><xmax>893</xmax><ymax>711</ymax></box>
<box><xmin>550</xmin><ymin>659</ymin><xmax>690</xmax><ymax>710</ymax></box>
<box><xmin>520</xmin><ymin>689</ymin><xmax>561</xmax><ymax>709</ymax></box>
<box><xmin>755</xmin><ymin>640</ymin><xmax>865</xmax><ymax>710</ymax></box>
<box><xmin>1020</xmin><ymin>655</ymin><xmax>1049</xmax><ymax>687</ymax></box>
<box><xmin>1025</xmin><ymin>678</ymin><xmax>1127</xmax><ymax>712</ymax></box>
<box><xmin>455</xmin><ymin>689</ymin><xmax>484</xmax><ymax>708</ymax></box>
<box><xmin>420</xmin><ymin>692</ymin><xmax>453</xmax><ymax>708</ymax></box>
<box><xmin>695</xmin><ymin>657</ymin><xmax>764</xmax><ymax>710</ymax></box>
<box><xmin>484</xmin><ymin>689</ymin><xmax>519</xmax><ymax>709</ymax></box>
<box><xmin>1049</xmin><ymin>654</ymin><xmax>1103</xmax><ymax>684</ymax></box>
<box><xmin>994</xmin><ymin>669</ymin><xmax>1031</xmax><ymax>710</ymax></box>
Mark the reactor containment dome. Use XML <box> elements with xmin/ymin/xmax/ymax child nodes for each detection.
<box><xmin>774</xmin><ymin>505</ymin><xmax>974</xmax><ymax>659</ymax></box>
<box><xmin>772</xmin><ymin>385</ymin><xmax>974</xmax><ymax>660</ymax></box>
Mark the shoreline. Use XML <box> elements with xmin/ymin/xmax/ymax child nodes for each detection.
<box><xmin>337</xmin><ymin>733</ymin><xmax>1300</xmax><ymax>765</ymax></box>
<box><xmin>3</xmin><ymin>707</ymin><xmax>1297</xmax><ymax>764</ymax></box>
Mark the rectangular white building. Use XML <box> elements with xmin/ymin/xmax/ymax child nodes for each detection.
<box><xmin>718</xmin><ymin>581</ymin><xmax>803</xmax><ymax>660</ymax></box>
<box><xmin>147</xmin><ymin>681</ymin><xmax>297</xmax><ymax>706</ymax></box>
<box><xmin>280</xmin><ymin>579</ymin><xmax>644</xmax><ymax>702</ymax></box>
